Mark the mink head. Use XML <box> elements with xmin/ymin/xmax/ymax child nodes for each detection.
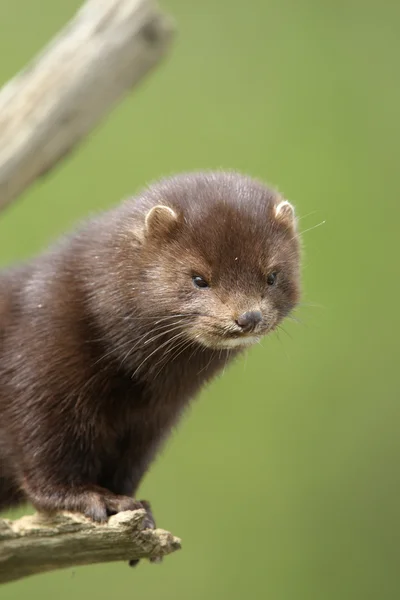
<box><xmin>121</xmin><ymin>172</ymin><xmax>301</xmax><ymax>350</ymax></box>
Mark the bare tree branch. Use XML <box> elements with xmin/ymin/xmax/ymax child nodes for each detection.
<box><xmin>0</xmin><ymin>0</ymin><xmax>179</xmax><ymax>583</ymax></box>
<box><xmin>0</xmin><ymin>510</ymin><xmax>181</xmax><ymax>584</ymax></box>
<box><xmin>0</xmin><ymin>0</ymin><xmax>175</xmax><ymax>212</ymax></box>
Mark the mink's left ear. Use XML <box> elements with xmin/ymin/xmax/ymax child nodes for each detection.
<box><xmin>274</xmin><ymin>200</ymin><xmax>297</xmax><ymax>229</ymax></box>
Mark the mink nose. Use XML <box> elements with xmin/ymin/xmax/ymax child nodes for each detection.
<box><xmin>235</xmin><ymin>311</ymin><xmax>263</xmax><ymax>333</ymax></box>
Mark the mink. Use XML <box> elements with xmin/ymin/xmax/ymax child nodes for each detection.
<box><xmin>0</xmin><ymin>171</ymin><xmax>301</xmax><ymax>528</ymax></box>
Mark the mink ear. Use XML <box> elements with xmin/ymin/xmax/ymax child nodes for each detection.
<box><xmin>145</xmin><ymin>205</ymin><xmax>180</xmax><ymax>238</ymax></box>
<box><xmin>274</xmin><ymin>200</ymin><xmax>296</xmax><ymax>229</ymax></box>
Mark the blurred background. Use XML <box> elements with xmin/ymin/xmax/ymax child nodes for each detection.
<box><xmin>1</xmin><ymin>0</ymin><xmax>399</xmax><ymax>598</ymax></box>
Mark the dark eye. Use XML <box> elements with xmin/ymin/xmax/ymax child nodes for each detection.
<box><xmin>267</xmin><ymin>271</ymin><xmax>278</xmax><ymax>286</ymax></box>
<box><xmin>192</xmin><ymin>275</ymin><xmax>209</xmax><ymax>289</ymax></box>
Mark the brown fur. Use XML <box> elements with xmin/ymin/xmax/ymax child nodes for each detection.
<box><xmin>0</xmin><ymin>171</ymin><xmax>301</xmax><ymax>524</ymax></box>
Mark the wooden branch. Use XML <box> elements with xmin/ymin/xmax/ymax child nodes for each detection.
<box><xmin>0</xmin><ymin>0</ymin><xmax>175</xmax><ymax>212</ymax></box>
<box><xmin>0</xmin><ymin>510</ymin><xmax>181</xmax><ymax>584</ymax></box>
<box><xmin>0</xmin><ymin>1</ymin><xmax>179</xmax><ymax>583</ymax></box>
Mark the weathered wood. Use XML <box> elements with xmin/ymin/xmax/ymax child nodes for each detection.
<box><xmin>0</xmin><ymin>0</ymin><xmax>174</xmax><ymax>211</ymax></box>
<box><xmin>0</xmin><ymin>510</ymin><xmax>181</xmax><ymax>584</ymax></box>
<box><xmin>0</xmin><ymin>1</ymin><xmax>179</xmax><ymax>584</ymax></box>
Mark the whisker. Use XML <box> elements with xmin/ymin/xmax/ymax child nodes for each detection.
<box><xmin>120</xmin><ymin>322</ymin><xmax>187</xmax><ymax>369</ymax></box>
<box><xmin>242</xmin><ymin>347</ymin><xmax>249</xmax><ymax>374</ymax></box>
<box><xmin>296</xmin><ymin>301</ymin><xmax>324</xmax><ymax>309</ymax></box>
<box><xmin>132</xmin><ymin>331</ymin><xmax>187</xmax><ymax>378</ymax></box>
<box><xmin>93</xmin><ymin>317</ymin><xmax>189</xmax><ymax>367</ymax></box>
<box><xmin>222</xmin><ymin>350</ymin><xmax>231</xmax><ymax>377</ymax></box>
<box><xmin>197</xmin><ymin>349</ymin><xmax>217</xmax><ymax>375</ymax></box>
<box><xmin>152</xmin><ymin>334</ymin><xmax>193</xmax><ymax>380</ymax></box>
<box><xmin>162</xmin><ymin>338</ymin><xmax>195</xmax><ymax>374</ymax></box>
<box><xmin>93</xmin><ymin>338</ymin><xmax>132</xmax><ymax>366</ymax></box>
<box><xmin>151</xmin><ymin>335</ymin><xmax>187</xmax><ymax>378</ymax></box>
<box><xmin>287</xmin><ymin>315</ymin><xmax>304</xmax><ymax>326</ymax></box>
<box><xmin>147</xmin><ymin>314</ymin><xmax>188</xmax><ymax>324</ymax></box>
<box><xmin>188</xmin><ymin>344</ymin><xmax>201</xmax><ymax>363</ymax></box>
<box><xmin>277</xmin><ymin>325</ymin><xmax>293</xmax><ymax>341</ymax></box>
<box><xmin>296</xmin><ymin>211</ymin><xmax>319</xmax><ymax>221</ymax></box>
<box><xmin>128</xmin><ymin>311</ymin><xmax>209</xmax><ymax>322</ymax></box>
<box><xmin>300</xmin><ymin>220</ymin><xmax>326</xmax><ymax>236</ymax></box>
<box><xmin>142</xmin><ymin>321</ymin><xmax>187</xmax><ymax>346</ymax></box>
<box><xmin>273</xmin><ymin>329</ymin><xmax>290</xmax><ymax>361</ymax></box>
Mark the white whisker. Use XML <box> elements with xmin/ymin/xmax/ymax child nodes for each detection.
<box><xmin>300</xmin><ymin>220</ymin><xmax>326</xmax><ymax>235</ymax></box>
<box><xmin>132</xmin><ymin>331</ymin><xmax>188</xmax><ymax>378</ymax></box>
<box><xmin>119</xmin><ymin>321</ymin><xmax>188</xmax><ymax>368</ymax></box>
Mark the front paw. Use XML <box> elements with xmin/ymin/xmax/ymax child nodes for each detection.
<box><xmin>138</xmin><ymin>499</ymin><xmax>156</xmax><ymax>530</ymax></box>
<box><xmin>129</xmin><ymin>499</ymin><xmax>161</xmax><ymax>567</ymax></box>
<box><xmin>82</xmin><ymin>491</ymin><xmax>144</xmax><ymax>522</ymax></box>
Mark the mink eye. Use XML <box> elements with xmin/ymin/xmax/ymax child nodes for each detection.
<box><xmin>267</xmin><ymin>271</ymin><xmax>278</xmax><ymax>286</ymax></box>
<box><xmin>192</xmin><ymin>275</ymin><xmax>209</xmax><ymax>289</ymax></box>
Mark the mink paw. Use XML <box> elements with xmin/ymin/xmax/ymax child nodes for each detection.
<box><xmin>83</xmin><ymin>491</ymin><xmax>144</xmax><ymax>523</ymax></box>
<box><xmin>129</xmin><ymin>499</ymin><xmax>162</xmax><ymax>567</ymax></box>
<box><xmin>138</xmin><ymin>499</ymin><xmax>156</xmax><ymax>530</ymax></box>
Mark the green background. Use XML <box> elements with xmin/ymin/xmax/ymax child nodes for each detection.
<box><xmin>1</xmin><ymin>0</ymin><xmax>399</xmax><ymax>598</ymax></box>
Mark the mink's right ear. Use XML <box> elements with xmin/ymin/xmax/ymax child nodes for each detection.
<box><xmin>144</xmin><ymin>205</ymin><xmax>180</xmax><ymax>239</ymax></box>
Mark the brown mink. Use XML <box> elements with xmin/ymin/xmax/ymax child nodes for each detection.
<box><xmin>0</xmin><ymin>171</ymin><xmax>301</xmax><ymax>527</ymax></box>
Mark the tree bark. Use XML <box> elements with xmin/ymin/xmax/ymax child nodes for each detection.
<box><xmin>0</xmin><ymin>0</ymin><xmax>174</xmax><ymax>212</ymax></box>
<box><xmin>0</xmin><ymin>510</ymin><xmax>181</xmax><ymax>584</ymax></box>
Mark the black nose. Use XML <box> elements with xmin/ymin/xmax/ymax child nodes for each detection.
<box><xmin>235</xmin><ymin>311</ymin><xmax>263</xmax><ymax>333</ymax></box>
